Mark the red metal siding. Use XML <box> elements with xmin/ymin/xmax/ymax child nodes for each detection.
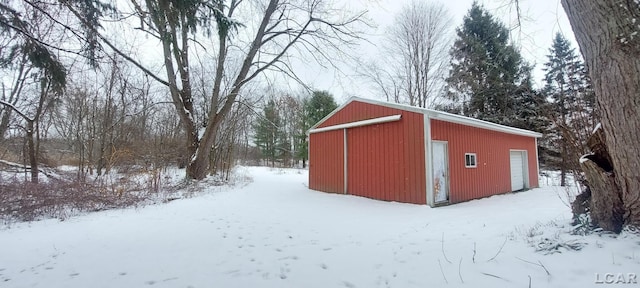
<box><xmin>347</xmin><ymin>111</ymin><xmax>426</xmax><ymax>204</ymax></box>
<box><xmin>308</xmin><ymin>130</ymin><xmax>344</xmax><ymax>194</ymax></box>
<box><xmin>430</xmin><ymin>119</ymin><xmax>539</xmax><ymax>203</ymax></box>
<box><xmin>309</xmin><ymin>101</ymin><xmax>426</xmax><ymax>204</ymax></box>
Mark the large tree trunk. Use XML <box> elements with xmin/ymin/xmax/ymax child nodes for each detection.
<box><xmin>562</xmin><ymin>0</ymin><xmax>640</xmax><ymax>228</ymax></box>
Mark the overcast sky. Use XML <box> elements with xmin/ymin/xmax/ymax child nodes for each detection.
<box><xmin>102</xmin><ymin>0</ymin><xmax>578</xmax><ymax>105</ymax></box>
<box><xmin>297</xmin><ymin>0</ymin><xmax>577</xmax><ymax>103</ymax></box>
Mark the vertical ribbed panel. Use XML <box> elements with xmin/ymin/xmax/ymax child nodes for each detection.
<box><xmin>308</xmin><ymin>130</ymin><xmax>344</xmax><ymax>194</ymax></box>
<box><xmin>430</xmin><ymin>119</ymin><xmax>539</xmax><ymax>203</ymax></box>
<box><xmin>309</xmin><ymin>101</ymin><xmax>426</xmax><ymax>204</ymax></box>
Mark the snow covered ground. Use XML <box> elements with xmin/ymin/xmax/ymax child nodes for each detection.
<box><xmin>1</xmin><ymin>167</ymin><xmax>638</xmax><ymax>288</ymax></box>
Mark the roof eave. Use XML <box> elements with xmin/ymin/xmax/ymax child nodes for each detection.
<box><xmin>307</xmin><ymin>96</ymin><xmax>543</xmax><ymax>138</ymax></box>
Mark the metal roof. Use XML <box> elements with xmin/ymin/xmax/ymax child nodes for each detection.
<box><xmin>308</xmin><ymin>96</ymin><xmax>543</xmax><ymax>138</ymax></box>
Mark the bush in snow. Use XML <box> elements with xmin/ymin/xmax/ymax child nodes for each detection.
<box><xmin>534</xmin><ymin>235</ymin><xmax>586</xmax><ymax>255</ymax></box>
<box><xmin>514</xmin><ymin>220</ymin><xmax>587</xmax><ymax>255</ymax></box>
<box><xmin>0</xmin><ymin>167</ymin><xmax>186</xmax><ymax>226</ymax></box>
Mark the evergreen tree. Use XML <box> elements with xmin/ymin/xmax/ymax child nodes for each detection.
<box><xmin>253</xmin><ymin>99</ymin><xmax>281</xmax><ymax>166</ymax></box>
<box><xmin>445</xmin><ymin>2</ymin><xmax>527</xmax><ymax>126</ymax></box>
<box><xmin>296</xmin><ymin>90</ymin><xmax>338</xmax><ymax>168</ymax></box>
<box><xmin>510</xmin><ymin>66</ymin><xmax>549</xmax><ymax>132</ymax></box>
<box><xmin>542</xmin><ymin>33</ymin><xmax>595</xmax><ymax>186</ymax></box>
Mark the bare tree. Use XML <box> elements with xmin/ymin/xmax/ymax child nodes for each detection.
<box><xmin>364</xmin><ymin>0</ymin><xmax>451</xmax><ymax>108</ymax></box>
<box><xmin>359</xmin><ymin>61</ymin><xmax>401</xmax><ymax>103</ymax></box>
<box><xmin>278</xmin><ymin>93</ymin><xmax>304</xmax><ymax>167</ymax></box>
<box><xmin>0</xmin><ymin>73</ymin><xmax>62</xmax><ymax>183</ymax></box>
<box><xmin>0</xmin><ymin>55</ymin><xmax>32</xmax><ymax>140</ymax></box>
<box><xmin>1</xmin><ymin>0</ymin><xmax>366</xmax><ymax>180</ymax></box>
<box><xmin>61</xmin><ymin>0</ymin><xmax>367</xmax><ymax>180</ymax></box>
<box><xmin>0</xmin><ymin>2</ymin><xmax>66</xmax><ymax>183</ymax></box>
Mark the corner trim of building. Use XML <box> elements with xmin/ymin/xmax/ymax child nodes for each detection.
<box><xmin>343</xmin><ymin>128</ymin><xmax>348</xmax><ymax>194</ymax></box>
<box><xmin>535</xmin><ymin>137</ymin><xmax>540</xmax><ymax>187</ymax></box>
<box><xmin>424</xmin><ymin>114</ymin><xmax>434</xmax><ymax>207</ymax></box>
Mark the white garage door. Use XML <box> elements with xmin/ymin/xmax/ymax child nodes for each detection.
<box><xmin>510</xmin><ymin>151</ymin><xmax>525</xmax><ymax>191</ymax></box>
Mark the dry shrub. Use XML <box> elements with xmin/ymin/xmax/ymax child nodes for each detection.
<box><xmin>0</xmin><ymin>172</ymin><xmax>174</xmax><ymax>226</ymax></box>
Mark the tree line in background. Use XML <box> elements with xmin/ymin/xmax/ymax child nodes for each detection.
<box><xmin>0</xmin><ymin>0</ymin><xmax>597</xmax><ymax>188</ymax></box>
<box><xmin>0</xmin><ymin>0</ymin><xmax>637</xmax><ymax>231</ymax></box>
<box><xmin>0</xmin><ymin>0</ymin><xmax>600</xmax><ymax>188</ymax></box>
<box><xmin>253</xmin><ymin>91</ymin><xmax>337</xmax><ymax>168</ymax></box>
<box><xmin>0</xmin><ymin>0</ymin><xmax>363</xmax><ymax>183</ymax></box>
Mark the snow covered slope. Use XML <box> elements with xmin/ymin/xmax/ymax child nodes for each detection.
<box><xmin>1</xmin><ymin>167</ymin><xmax>638</xmax><ymax>287</ymax></box>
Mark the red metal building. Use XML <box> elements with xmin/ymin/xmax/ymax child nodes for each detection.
<box><xmin>308</xmin><ymin>97</ymin><xmax>542</xmax><ymax>206</ymax></box>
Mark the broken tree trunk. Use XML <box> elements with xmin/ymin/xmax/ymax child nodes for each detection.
<box><xmin>578</xmin><ymin>127</ymin><xmax>624</xmax><ymax>233</ymax></box>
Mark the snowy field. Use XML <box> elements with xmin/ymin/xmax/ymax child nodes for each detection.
<box><xmin>1</xmin><ymin>167</ymin><xmax>639</xmax><ymax>288</ymax></box>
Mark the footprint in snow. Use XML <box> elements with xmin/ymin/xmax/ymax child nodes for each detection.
<box><xmin>226</xmin><ymin>269</ymin><xmax>240</xmax><ymax>275</ymax></box>
<box><xmin>320</xmin><ymin>263</ymin><xmax>328</xmax><ymax>270</ymax></box>
<box><xmin>279</xmin><ymin>265</ymin><xmax>291</xmax><ymax>279</ymax></box>
<box><xmin>162</xmin><ymin>277</ymin><xmax>178</xmax><ymax>282</ymax></box>
<box><xmin>375</xmin><ymin>276</ymin><xmax>389</xmax><ymax>286</ymax></box>
<box><xmin>343</xmin><ymin>281</ymin><xmax>356</xmax><ymax>288</ymax></box>
<box><xmin>145</xmin><ymin>280</ymin><xmax>156</xmax><ymax>285</ymax></box>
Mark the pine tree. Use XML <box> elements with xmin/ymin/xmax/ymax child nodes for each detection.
<box><xmin>254</xmin><ymin>99</ymin><xmax>281</xmax><ymax>166</ymax></box>
<box><xmin>445</xmin><ymin>2</ymin><xmax>527</xmax><ymax>126</ymax></box>
<box><xmin>296</xmin><ymin>90</ymin><xmax>338</xmax><ymax>168</ymax></box>
<box><xmin>542</xmin><ymin>33</ymin><xmax>595</xmax><ymax>186</ymax></box>
<box><xmin>510</xmin><ymin>66</ymin><xmax>549</xmax><ymax>132</ymax></box>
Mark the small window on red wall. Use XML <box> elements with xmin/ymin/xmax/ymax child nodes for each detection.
<box><xmin>465</xmin><ymin>153</ymin><xmax>477</xmax><ymax>168</ymax></box>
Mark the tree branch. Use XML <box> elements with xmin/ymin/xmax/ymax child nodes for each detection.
<box><xmin>0</xmin><ymin>99</ymin><xmax>32</xmax><ymax>122</ymax></box>
<box><xmin>62</xmin><ymin>3</ymin><xmax>171</xmax><ymax>87</ymax></box>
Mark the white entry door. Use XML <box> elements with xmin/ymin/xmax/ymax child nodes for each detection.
<box><xmin>433</xmin><ymin>142</ymin><xmax>449</xmax><ymax>203</ymax></box>
<box><xmin>510</xmin><ymin>151</ymin><xmax>525</xmax><ymax>191</ymax></box>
